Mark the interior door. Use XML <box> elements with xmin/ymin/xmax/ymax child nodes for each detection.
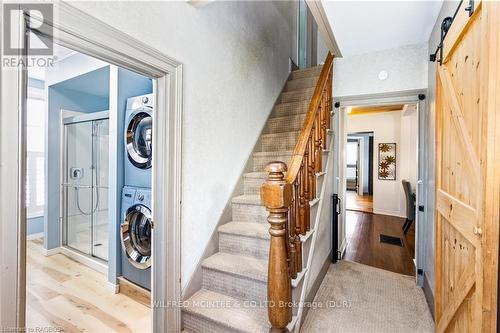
<box><xmin>435</xmin><ymin>1</ymin><xmax>500</xmax><ymax>331</ymax></box>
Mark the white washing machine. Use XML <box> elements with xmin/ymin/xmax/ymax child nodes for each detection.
<box><xmin>124</xmin><ymin>94</ymin><xmax>153</xmax><ymax>188</ymax></box>
<box><xmin>120</xmin><ymin>186</ymin><xmax>152</xmax><ymax>289</ymax></box>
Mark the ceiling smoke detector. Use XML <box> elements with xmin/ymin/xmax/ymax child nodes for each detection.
<box><xmin>378</xmin><ymin>70</ymin><xmax>389</xmax><ymax>81</ymax></box>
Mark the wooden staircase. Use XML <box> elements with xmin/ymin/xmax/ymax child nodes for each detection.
<box><xmin>182</xmin><ymin>57</ymin><xmax>333</xmax><ymax>332</ymax></box>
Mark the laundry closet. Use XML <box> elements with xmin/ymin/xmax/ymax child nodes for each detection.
<box><xmin>43</xmin><ymin>50</ymin><xmax>154</xmax><ymax>297</ymax></box>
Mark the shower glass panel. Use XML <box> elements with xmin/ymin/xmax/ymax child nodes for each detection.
<box><xmin>63</xmin><ymin>116</ymin><xmax>109</xmax><ymax>262</ymax></box>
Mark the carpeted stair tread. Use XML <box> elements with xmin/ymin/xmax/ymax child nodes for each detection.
<box><xmin>243</xmin><ymin>171</ymin><xmax>268</xmax><ymax>179</ymax></box>
<box><xmin>280</xmin><ymin>87</ymin><xmax>315</xmax><ymax>103</ymax></box>
<box><xmin>273</xmin><ymin>100</ymin><xmax>310</xmax><ymax>118</ymax></box>
<box><xmin>261</xmin><ymin>130</ymin><xmax>301</xmax><ymax>141</ymax></box>
<box><xmin>253</xmin><ymin>150</ymin><xmax>293</xmax><ymax>157</ymax></box>
<box><xmin>183</xmin><ymin>289</ymin><xmax>270</xmax><ymax>333</ymax></box>
<box><xmin>232</xmin><ymin>194</ymin><xmax>262</xmax><ymax>206</ymax></box>
<box><xmin>218</xmin><ymin>221</ymin><xmax>269</xmax><ymax>239</ymax></box>
<box><xmin>280</xmin><ymin>87</ymin><xmax>315</xmax><ymax>98</ymax></box>
<box><xmin>202</xmin><ymin>252</ymin><xmax>267</xmax><ymax>282</ymax></box>
<box><xmin>285</xmin><ymin>76</ymin><xmax>319</xmax><ymax>91</ymax></box>
<box><xmin>291</xmin><ymin>65</ymin><xmax>323</xmax><ymax>79</ymax></box>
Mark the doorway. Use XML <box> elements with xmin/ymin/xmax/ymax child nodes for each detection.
<box><xmin>0</xmin><ymin>3</ymin><xmax>182</xmax><ymax>331</ymax></box>
<box><xmin>346</xmin><ymin>132</ymin><xmax>374</xmax><ymax>214</ymax></box>
<box><xmin>25</xmin><ymin>44</ymin><xmax>155</xmax><ymax>331</ymax></box>
<box><xmin>335</xmin><ymin>99</ymin><xmax>424</xmax><ymax>279</ymax></box>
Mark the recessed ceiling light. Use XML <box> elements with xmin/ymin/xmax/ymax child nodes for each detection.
<box><xmin>378</xmin><ymin>70</ymin><xmax>389</xmax><ymax>81</ymax></box>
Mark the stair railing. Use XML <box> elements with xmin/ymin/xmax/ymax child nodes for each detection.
<box><xmin>260</xmin><ymin>52</ymin><xmax>333</xmax><ymax>332</ymax></box>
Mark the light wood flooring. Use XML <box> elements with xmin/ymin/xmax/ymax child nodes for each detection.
<box><xmin>26</xmin><ymin>238</ymin><xmax>150</xmax><ymax>333</ymax></box>
<box><xmin>345</xmin><ymin>190</ymin><xmax>373</xmax><ymax>213</ymax></box>
<box><xmin>344</xmin><ymin>210</ymin><xmax>415</xmax><ymax>276</ymax></box>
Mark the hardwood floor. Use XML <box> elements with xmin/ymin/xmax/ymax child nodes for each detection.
<box><xmin>26</xmin><ymin>238</ymin><xmax>151</xmax><ymax>333</ymax></box>
<box><xmin>345</xmin><ymin>190</ymin><xmax>373</xmax><ymax>213</ymax></box>
<box><xmin>344</xmin><ymin>210</ymin><xmax>415</xmax><ymax>276</ymax></box>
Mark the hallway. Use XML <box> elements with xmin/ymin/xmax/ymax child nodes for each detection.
<box><xmin>344</xmin><ymin>210</ymin><xmax>415</xmax><ymax>276</ymax></box>
<box><xmin>301</xmin><ymin>261</ymin><xmax>433</xmax><ymax>332</ymax></box>
<box><xmin>345</xmin><ymin>190</ymin><xmax>373</xmax><ymax>213</ymax></box>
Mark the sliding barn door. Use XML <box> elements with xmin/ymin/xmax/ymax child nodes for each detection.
<box><xmin>435</xmin><ymin>1</ymin><xmax>500</xmax><ymax>332</ymax></box>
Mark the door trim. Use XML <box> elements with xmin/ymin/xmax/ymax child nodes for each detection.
<box><xmin>334</xmin><ymin>90</ymin><xmax>427</xmax><ymax>286</ymax></box>
<box><xmin>0</xmin><ymin>3</ymin><xmax>183</xmax><ymax>331</ymax></box>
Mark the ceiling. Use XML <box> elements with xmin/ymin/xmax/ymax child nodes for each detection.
<box><xmin>28</xmin><ymin>42</ymin><xmax>78</xmax><ymax>81</ymax></box>
<box><xmin>322</xmin><ymin>1</ymin><xmax>443</xmax><ymax>57</ymax></box>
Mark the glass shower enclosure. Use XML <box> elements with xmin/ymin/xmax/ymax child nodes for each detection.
<box><xmin>62</xmin><ymin>111</ymin><xmax>109</xmax><ymax>262</ymax></box>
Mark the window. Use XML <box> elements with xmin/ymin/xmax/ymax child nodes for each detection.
<box><xmin>26</xmin><ymin>94</ymin><xmax>45</xmax><ymax>217</ymax></box>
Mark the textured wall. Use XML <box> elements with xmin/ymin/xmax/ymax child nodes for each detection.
<box><xmin>424</xmin><ymin>0</ymin><xmax>461</xmax><ymax>295</ymax></box>
<box><xmin>333</xmin><ymin>43</ymin><xmax>428</xmax><ymax>98</ymax></box>
<box><xmin>70</xmin><ymin>1</ymin><xmax>297</xmax><ymax>288</ymax></box>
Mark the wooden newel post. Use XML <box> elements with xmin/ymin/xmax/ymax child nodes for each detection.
<box><xmin>260</xmin><ymin>161</ymin><xmax>293</xmax><ymax>333</ymax></box>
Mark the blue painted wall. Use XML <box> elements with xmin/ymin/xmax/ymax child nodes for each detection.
<box><xmin>45</xmin><ymin>67</ymin><xmax>110</xmax><ymax>250</ymax></box>
<box><xmin>27</xmin><ymin>216</ymin><xmax>44</xmax><ymax>236</ymax></box>
<box><xmin>108</xmin><ymin>68</ymin><xmax>152</xmax><ymax>285</ymax></box>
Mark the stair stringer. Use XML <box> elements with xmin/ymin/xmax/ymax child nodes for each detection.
<box><xmin>292</xmin><ymin>130</ymin><xmax>335</xmax><ymax>332</ymax></box>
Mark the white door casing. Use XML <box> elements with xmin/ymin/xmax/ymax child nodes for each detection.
<box><xmin>0</xmin><ymin>3</ymin><xmax>183</xmax><ymax>332</ymax></box>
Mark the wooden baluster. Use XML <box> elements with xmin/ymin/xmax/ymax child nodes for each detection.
<box><xmin>298</xmin><ymin>165</ymin><xmax>307</xmax><ymax>235</ymax></box>
<box><xmin>261</xmin><ymin>161</ymin><xmax>292</xmax><ymax>332</ymax></box>
<box><xmin>302</xmin><ymin>148</ymin><xmax>310</xmax><ymax>234</ymax></box>
<box><xmin>320</xmin><ymin>96</ymin><xmax>327</xmax><ymax>150</ymax></box>
<box><xmin>307</xmin><ymin>138</ymin><xmax>314</xmax><ymax>232</ymax></box>
<box><xmin>288</xmin><ymin>186</ymin><xmax>297</xmax><ymax>279</ymax></box>
<box><xmin>314</xmin><ymin>111</ymin><xmax>322</xmax><ymax>173</ymax></box>
<box><xmin>308</xmin><ymin>135</ymin><xmax>316</xmax><ymax>201</ymax></box>
<box><xmin>293</xmin><ymin>179</ymin><xmax>302</xmax><ymax>273</ymax></box>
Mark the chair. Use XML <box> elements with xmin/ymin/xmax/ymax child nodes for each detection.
<box><xmin>402</xmin><ymin>180</ymin><xmax>416</xmax><ymax>234</ymax></box>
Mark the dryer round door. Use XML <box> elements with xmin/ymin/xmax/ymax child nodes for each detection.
<box><xmin>121</xmin><ymin>204</ymin><xmax>152</xmax><ymax>269</ymax></box>
<box><xmin>126</xmin><ymin>110</ymin><xmax>152</xmax><ymax>169</ymax></box>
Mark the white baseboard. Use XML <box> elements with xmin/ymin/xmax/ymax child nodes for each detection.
<box><xmin>373</xmin><ymin>208</ymin><xmax>406</xmax><ymax>218</ymax></box>
<box><xmin>27</xmin><ymin>232</ymin><xmax>44</xmax><ymax>241</ymax></box>
<box><xmin>42</xmin><ymin>247</ymin><xmax>60</xmax><ymax>256</ymax></box>
<box><xmin>59</xmin><ymin>247</ymin><xmax>108</xmax><ymax>275</ymax></box>
<box><xmin>107</xmin><ymin>281</ymin><xmax>120</xmax><ymax>294</ymax></box>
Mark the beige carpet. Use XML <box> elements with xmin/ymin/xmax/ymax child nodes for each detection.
<box><xmin>301</xmin><ymin>261</ymin><xmax>434</xmax><ymax>333</ymax></box>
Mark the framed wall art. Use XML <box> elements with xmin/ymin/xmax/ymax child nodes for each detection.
<box><xmin>378</xmin><ymin>143</ymin><xmax>396</xmax><ymax>180</ymax></box>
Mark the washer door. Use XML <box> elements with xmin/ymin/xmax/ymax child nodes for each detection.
<box><xmin>121</xmin><ymin>204</ymin><xmax>152</xmax><ymax>269</ymax></box>
<box><xmin>126</xmin><ymin>109</ymin><xmax>152</xmax><ymax>169</ymax></box>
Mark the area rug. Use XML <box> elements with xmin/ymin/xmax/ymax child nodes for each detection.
<box><xmin>300</xmin><ymin>261</ymin><xmax>434</xmax><ymax>333</ymax></box>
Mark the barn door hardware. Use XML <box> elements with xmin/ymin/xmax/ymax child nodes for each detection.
<box><xmin>429</xmin><ymin>0</ymin><xmax>474</xmax><ymax>65</ymax></box>
<box><xmin>429</xmin><ymin>16</ymin><xmax>453</xmax><ymax>65</ymax></box>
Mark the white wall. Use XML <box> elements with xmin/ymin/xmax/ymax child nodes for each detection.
<box><xmin>346</xmin><ymin>110</ymin><xmax>417</xmax><ymax>217</ymax></box>
<box><xmin>70</xmin><ymin>1</ymin><xmax>297</xmax><ymax>289</ymax></box>
<box><xmin>333</xmin><ymin>43</ymin><xmax>428</xmax><ymax>98</ymax></box>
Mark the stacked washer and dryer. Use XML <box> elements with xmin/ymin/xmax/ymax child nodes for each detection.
<box><xmin>120</xmin><ymin>94</ymin><xmax>153</xmax><ymax>290</ymax></box>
